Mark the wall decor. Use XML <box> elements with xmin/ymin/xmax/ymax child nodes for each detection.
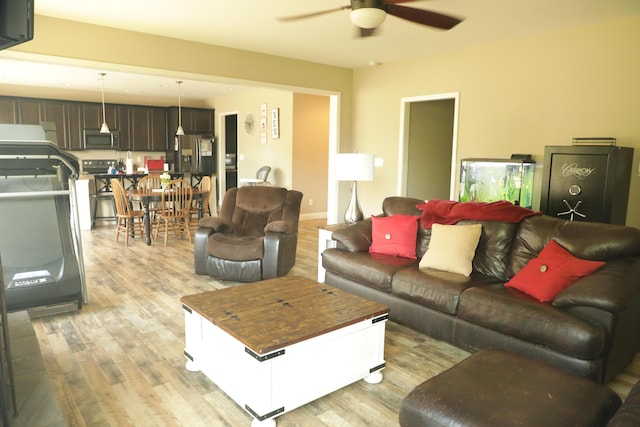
<box><xmin>243</xmin><ymin>112</ymin><xmax>255</xmax><ymax>135</ymax></box>
<box><xmin>271</xmin><ymin>108</ymin><xmax>280</xmax><ymax>139</ymax></box>
<box><xmin>260</xmin><ymin>117</ymin><xmax>267</xmax><ymax>131</ymax></box>
<box><xmin>261</xmin><ymin>133</ymin><xmax>267</xmax><ymax>144</ymax></box>
<box><xmin>260</xmin><ymin>103</ymin><xmax>268</xmax><ymax>116</ymax></box>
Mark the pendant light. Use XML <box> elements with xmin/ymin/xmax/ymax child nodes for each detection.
<box><xmin>176</xmin><ymin>80</ymin><xmax>185</xmax><ymax>136</ymax></box>
<box><xmin>99</xmin><ymin>73</ymin><xmax>110</xmax><ymax>134</ymax></box>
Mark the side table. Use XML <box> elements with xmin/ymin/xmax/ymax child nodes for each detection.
<box><xmin>317</xmin><ymin>224</ymin><xmax>343</xmax><ymax>282</ymax></box>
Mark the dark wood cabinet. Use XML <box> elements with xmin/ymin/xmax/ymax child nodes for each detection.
<box><xmin>150</xmin><ymin>107</ymin><xmax>168</xmax><ymax>151</ymax></box>
<box><xmin>117</xmin><ymin>106</ymin><xmax>132</xmax><ymax>151</ymax></box>
<box><xmin>0</xmin><ymin>98</ymin><xmax>16</xmax><ymax>123</ymax></box>
<box><xmin>1</xmin><ymin>96</ymin><xmax>183</xmax><ymax>152</ymax></box>
<box><xmin>168</xmin><ymin>107</ymin><xmax>214</xmax><ymax>135</ymax></box>
<box><xmin>66</xmin><ymin>103</ymin><xmax>83</xmax><ymax>150</ymax></box>
<box><xmin>82</xmin><ymin>102</ymin><xmax>117</xmax><ymax>131</ymax></box>
<box><xmin>130</xmin><ymin>106</ymin><xmax>151</xmax><ymax>150</ymax></box>
<box><xmin>17</xmin><ymin>98</ymin><xmax>43</xmax><ymax>124</ymax></box>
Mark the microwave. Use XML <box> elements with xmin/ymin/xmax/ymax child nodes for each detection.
<box><xmin>83</xmin><ymin>129</ymin><xmax>120</xmax><ymax>150</ymax></box>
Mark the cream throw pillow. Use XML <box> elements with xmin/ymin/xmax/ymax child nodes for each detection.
<box><xmin>419</xmin><ymin>224</ymin><xmax>482</xmax><ymax>276</ymax></box>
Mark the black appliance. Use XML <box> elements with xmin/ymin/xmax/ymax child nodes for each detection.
<box><xmin>540</xmin><ymin>145</ymin><xmax>633</xmax><ymax>225</ymax></box>
<box><xmin>0</xmin><ymin>0</ymin><xmax>33</xmax><ymax>51</ymax></box>
<box><xmin>81</xmin><ymin>159</ymin><xmax>118</xmax><ymax>175</ymax></box>
<box><xmin>83</xmin><ymin>129</ymin><xmax>120</xmax><ymax>150</ymax></box>
<box><xmin>0</xmin><ymin>124</ymin><xmax>86</xmax><ymax>314</ymax></box>
<box><xmin>178</xmin><ymin>135</ymin><xmax>216</xmax><ymax>173</ymax></box>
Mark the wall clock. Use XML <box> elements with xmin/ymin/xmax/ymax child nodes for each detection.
<box><xmin>244</xmin><ymin>113</ymin><xmax>255</xmax><ymax>135</ymax></box>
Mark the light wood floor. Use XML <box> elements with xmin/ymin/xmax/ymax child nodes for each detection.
<box><xmin>23</xmin><ymin>219</ymin><xmax>640</xmax><ymax>426</ymax></box>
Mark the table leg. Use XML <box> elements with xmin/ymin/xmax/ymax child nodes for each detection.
<box><xmin>143</xmin><ymin>201</ymin><xmax>152</xmax><ymax>245</ymax></box>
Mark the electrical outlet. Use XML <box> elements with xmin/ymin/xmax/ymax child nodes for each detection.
<box><xmin>308</xmin><ymin>198</ymin><xmax>314</xmax><ymax>206</ymax></box>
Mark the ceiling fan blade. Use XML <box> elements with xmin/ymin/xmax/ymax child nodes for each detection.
<box><xmin>384</xmin><ymin>4</ymin><xmax>463</xmax><ymax>30</ymax></box>
<box><xmin>383</xmin><ymin>0</ymin><xmax>419</xmax><ymax>3</ymax></box>
<box><xmin>277</xmin><ymin>6</ymin><xmax>350</xmax><ymax>22</ymax></box>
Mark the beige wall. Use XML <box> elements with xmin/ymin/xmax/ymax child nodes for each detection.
<box><xmin>6</xmin><ymin>15</ymin><xmax>354</xmax><ymax>156</ymax></box>
<box><xmin>213</xmin><ymin>88</ymin><xmax>294</xmax><ymax>189</ymax></box>
<box><xmin>352</xmin><ymin>16</ymin><xmax>640</xmax><ymax>228</ymax></box>
<box><xmin>293</xmin><ymin>93</ymin><xmax>330</xmax><ymax>217</ymax></box>
<box><xmin>6</xmin><ymin>15</ymin><xmax>640</xmax><ymax>227</ymax></box>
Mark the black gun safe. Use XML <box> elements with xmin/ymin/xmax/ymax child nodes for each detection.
<box><xmin>540</xmin><ymin>145</ymin><xmax>633</xmax><ymax>225</ymax></box>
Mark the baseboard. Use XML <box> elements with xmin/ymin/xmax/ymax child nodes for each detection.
<box><xmin>300</xmin><ymin>212</ymin><xmax>327</xmax><ymax>221</ymax></box>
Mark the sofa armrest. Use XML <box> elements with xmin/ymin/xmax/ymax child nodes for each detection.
<box><xmin>553</xmin><ymin>257</ymin><xmax>640</xmax><ymax>313</ymax></box>
<box><xmin>198</xmin><ymin>216</ymin><xmax>233</xmax><ymax>233</ymax></box>
<box><xmin>194</xmin><ymin>226</ymin><xmax>215</xmax><ymax>275</ymax></box>
<box><xmin>264</xmin><ymin>220</ymin><xmax>297</xmax><ymax>234</ymax></box>
<box><xmin>331</xmin><ymin>218</ymin><xmax>373</xmax><ymax>252</ymax></box>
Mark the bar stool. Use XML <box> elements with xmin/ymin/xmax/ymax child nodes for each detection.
<box><xmin>91</xmin><ymin>174</ymin><xmax>117</xmax><ymax>228</ymax></box>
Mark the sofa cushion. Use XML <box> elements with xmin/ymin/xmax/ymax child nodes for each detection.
<box><xmin>507</xmin><ymin>215</ymin><xmax>640</xmax><ymax>278</ymax></box>
<box><xmin>369</xmin><ymin>214</ymin><xmax>420</xmax><ymax>259</ymax></box>
<box><xmin>322</xmin><ymin>248</ymin><xmax>417</xmax><ymax>293</ymax></box>
<box><xmin>459</xmin><ymin>220</ymin><xmax>519</xmax><ymax>282</ymax></box>
<box><xmin>392</xmin><ymin>267</ymin><xmax>501</xmax><ymax>314</ymax></box>
<box><xmin>458</xmin><ymin>286</ymin><xmax>606</xmax><ymax>359</ymax></box>
<box><xmin>505</xmin><ymin>240</ymin><xmax>605</xmax><ymax>302</ymax></box>
<box><xmin>419</xmin><ymin>224</ymin><xmax>482</xmax><ymax>276</ymax></box>
<box><xmin>207</xmin><ymin>234</ymin><xmax>264</xmax><ymax>261</ymax></box>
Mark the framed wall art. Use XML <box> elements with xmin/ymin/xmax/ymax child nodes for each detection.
<box><xmin>271</xmin><ymin>108</ymin><xmax>279</xmax><ymax>139</ymax></box>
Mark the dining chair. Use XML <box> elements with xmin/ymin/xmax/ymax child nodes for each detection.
<box><xmin>136</xmin><ymin>175</ymin><xmax>163</xmax><ymax>190</ymax></box>
<box><xmin>111</xmin><ymin>178</ymin><xmax>145</xmax><ymax>246</ymax></box>
<box><xmin>153</xmin><ymin>179</ymin><xmax>193</xmax><ymax>247</ymax></box>
<box><xmin>190</xmin><ymin>176</ymin><xmax>211</xmax><ymax>231</ymax></box>
<box><xmin>136</xmin><ymin>174</ymin><xmax>163</xmax><ymax>226</ymax></box>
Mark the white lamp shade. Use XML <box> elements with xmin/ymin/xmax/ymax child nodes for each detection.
<box><xmin>350</xmin><ymin>8</ymin><xmax>386</xmax><ymax>29</ymax></box>
<box><xmin>336</xmin><ymin>153</ymin><xmax>375</xmax><ymax>181</ymax></box>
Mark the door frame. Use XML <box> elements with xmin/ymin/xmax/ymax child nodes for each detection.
<box><xmin>397</xmin><ymin>92</ymin><xmax>460</xmax><ymax>200</ymax></box>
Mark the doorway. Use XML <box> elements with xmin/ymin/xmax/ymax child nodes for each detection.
<box><xmin>217</xmin><ymin>111</ymin><xmax>238</xmax><ymax>202</ymax></box>
<box><xmin>398</xmin><ymin>93</ymin><xmax>459</xmax><ymax>201</ymax></box>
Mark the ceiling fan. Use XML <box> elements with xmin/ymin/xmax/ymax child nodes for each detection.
<box><xmin>277</xmin><ymin>0</ymin><xmax>463</xmax><ymax>36</ymax></box>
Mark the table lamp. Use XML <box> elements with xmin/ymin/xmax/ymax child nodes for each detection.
<box><xmin>335</xmin><ymin>153</ymin><xmax>375</xmax><ymax>224</ymax></box>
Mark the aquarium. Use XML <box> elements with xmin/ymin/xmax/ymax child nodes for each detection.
<box><xmin>459</xmin><ymin>158</ymin><xmax>536</xmax><ymax>208</ymax></box>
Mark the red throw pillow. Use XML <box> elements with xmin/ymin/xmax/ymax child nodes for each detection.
<box><xmin>369</xmin><ymin>214</ymin><xmax>420</xmax><ymax>259</ymax></box>
<box><xmin>505</xmin><ymin>240</ymin><xmax>605</xmax><ymax>302</ymax></box>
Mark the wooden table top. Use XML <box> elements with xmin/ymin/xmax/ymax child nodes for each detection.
<box><xmin>181</xmin><ymin>276</ymin><xmax>389</xmax><ymax>355</ymax></box>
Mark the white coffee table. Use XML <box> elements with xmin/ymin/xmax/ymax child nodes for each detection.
<box><xmin>181</xmin><ymin>276</ymin><xmax>389</xmax><ymax>426</ymax></box>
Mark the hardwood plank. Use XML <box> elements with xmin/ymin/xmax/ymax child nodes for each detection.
<box><xmin>15</xmin><ymin>218</ymin><xmax>639</xmax><ymax>427</ymax></box>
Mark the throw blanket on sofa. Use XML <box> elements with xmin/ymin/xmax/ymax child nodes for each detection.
<box><xmin>416</xmin><ymin>199</ymin><xmax>541</xmax><ymax>228</ymax></box>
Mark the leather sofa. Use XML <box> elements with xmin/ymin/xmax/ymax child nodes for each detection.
<box><xmin>322</xmin><ymin>196</ymin><xmax>640</xmax><ymax>383</ymax></box>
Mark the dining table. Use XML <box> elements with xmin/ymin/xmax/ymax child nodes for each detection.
<box><xmin>127</xmin><ymin>188</ymin><xmax>206</xmax><ymax>245</ymax></box>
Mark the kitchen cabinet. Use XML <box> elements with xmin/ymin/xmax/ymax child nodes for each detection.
<box><xmin>150</xmin><ymin>107</ymin><xmax>168</xmax><ymax>151</ymax></box>
<box><xmin>0</xmin><ymin>96</ymin><xmax>186</xmax><ymax>152</ymax></box>
<box><xmin>131</xmin><ymin>106</ymin><xmax>151</xmax><ymax>150</ymax></box>
<box><xmin>117</xmin><ymin>106</ymin><xmax>132</xmax><ymax>151</ymax></box>
<box><xmin>168</xmin><ymin>107</ymin><xmax>214</xmax><ymax>135</ymax></box>
<box><xmin>0</xmin><ymin>98</ymin><xmax>17</xmax><ymax>123</ymax></box>
<box><xmin>17</xmin><ymin>98</ymin><xmax>43</xmax><ymax>124</ymax></box>
<box><xmin>65</xmin><ymin>103</ymin><xmax>83</xmax><ymax>150</ymax></box>
<box><xmin>82</xmin><ymin>102</ymin><xmax>117</xmax><ymax>131</ymax></box>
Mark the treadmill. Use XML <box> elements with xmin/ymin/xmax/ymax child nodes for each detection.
<box><xmin>0</xmin><ymin>124</ymin><xmax>87</xmax><ymax>315</ymax></box>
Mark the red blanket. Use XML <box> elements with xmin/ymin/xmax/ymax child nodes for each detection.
<box><xmin>416</xmin><ymin>199</ymin><xmax>541</xmax><ymax>228</ymax></box>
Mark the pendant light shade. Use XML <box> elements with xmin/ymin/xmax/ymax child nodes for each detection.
<box><xmin>176</xmin><ymin>81</ymin><xmax>185</xmax><ymax>136</ymax></box>
<box><xmin>99</xmin><ymin>73</ymin><xmax>110</xmax><ymax>134</ymax></box>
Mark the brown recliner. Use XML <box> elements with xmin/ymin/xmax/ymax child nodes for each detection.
<box><xmin>194</xmin><ymin>186</ymin><xmax>303</xmax><ymax>282</ymax></box>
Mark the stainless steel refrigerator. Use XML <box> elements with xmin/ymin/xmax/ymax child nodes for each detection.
<box><xmin>179</xmin><ymin>135</ymin><xmax>216</xmax><ymax>173</ymax></box>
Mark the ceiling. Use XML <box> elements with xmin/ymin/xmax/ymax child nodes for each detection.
<box><xmin>0</xmin><ymin>0</ymin><xmax>639</xmax><ymax>104</ymax></box>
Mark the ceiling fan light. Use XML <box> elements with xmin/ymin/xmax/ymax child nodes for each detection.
<box><xmin>350</xmin><ymin>8</ymin><xmax>386</xmax><ymax>29</ymax></box>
